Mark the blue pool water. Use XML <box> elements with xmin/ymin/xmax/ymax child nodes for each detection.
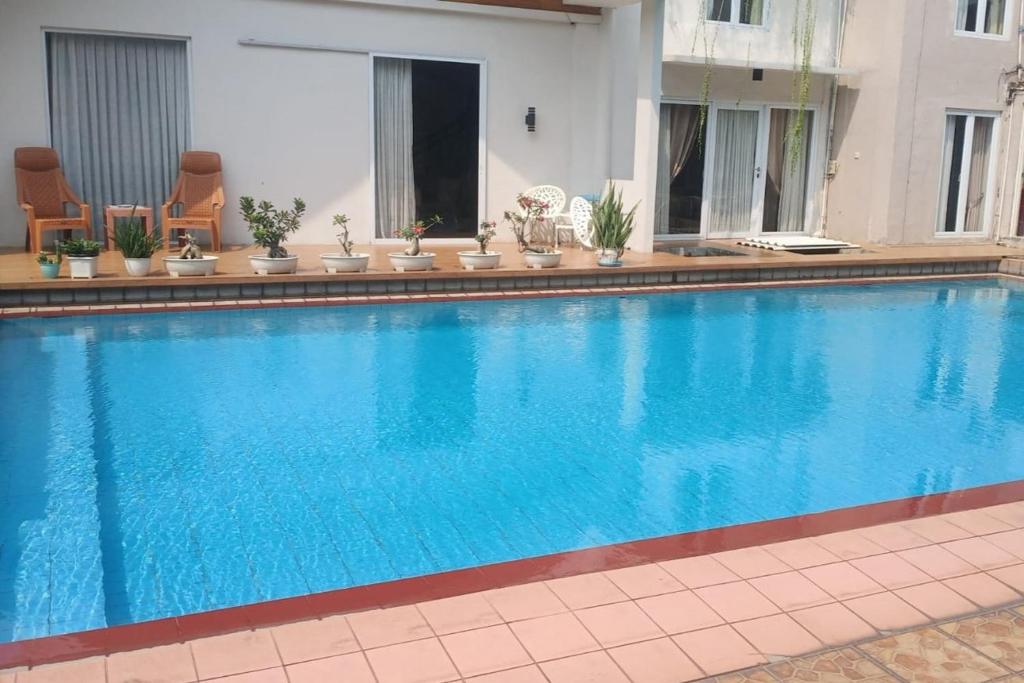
<box><xmin>2</xmin><ymin>279</ymin><xmax>1024</xmax><ymax>641</ymax></box>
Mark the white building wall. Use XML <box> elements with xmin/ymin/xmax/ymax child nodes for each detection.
<box><xmin>0</xmin><ymin>0</ymin><xmax>622</xmax><ymax>248</ymax></box>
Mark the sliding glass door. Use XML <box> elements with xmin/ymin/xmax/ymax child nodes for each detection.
<box><xmin>654</xmin><ymin>104</ymin><xmax>705</xmax><ymax>236</ymax></box>
<box><xmin>938</xmin><ymin>112</ymin><xmax>996</xmax><ymax>235</ymax></box>
<box><xmin>762</xmin><ymin>108</ymin><xmax>814</xmax><ymax>233</ymax></box>
<box><xmin>707</xmin><ymin>106</ymin><xmax>762</xmax><ymax>238</ymax></box>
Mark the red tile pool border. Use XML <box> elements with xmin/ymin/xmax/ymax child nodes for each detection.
<box><xmin>3</xmin><ymin>478</ymin><xmax>1024</xmax><ymax>669</ymax></box>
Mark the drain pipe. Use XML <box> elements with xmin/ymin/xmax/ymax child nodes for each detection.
<box><xmin>816</xmin><ymin>0</ymin><xmax>849</xmax><ymax>238</ymax></box>
<box><xmin>1002</xmin><ymin>0</ymin><xmax>1024</xmax><ymax>241</ymax></box>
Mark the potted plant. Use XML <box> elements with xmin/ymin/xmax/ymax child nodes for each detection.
<box><xmin>113</xmin><ymin>209</ymin><xmax>163</xmax><ymax>276</ymax></box>
<box><xmin>458</xmin><ymin>221</ymin><xmax>501</xmax><ymax>270</ymax></box>
<box><xmin>590</xmin><ymin>184</ymin><xmax>636</xmax><ymax>267</ymax></box>
<box><xmin>37</xmin><ymin>251</ymin><xmax>61</xmax><ymax>279</ymax></box>
<box><xmin>320</xmin><ymin>214</ymin><xmax>370</xmax><ymax>273</ymax></box>
<box><xmin>163</xmin><ymin>233</ymin><xmax>218</xmax><ymax>276</ymax></box>
<box><xmin>240</xmin><ymin>196</ymin><xmax>305</xmax><ymax>274</ymax></box>
<box><xmin>60</xmin><ymin>237</ymin><xmax>102</xmax><ymax>279</ymax></box>
<box><xmin>388</xmin><ymin>214</ymin><xmax>442</xmax><ymax>271</ymax></box>
<box><xmin>507</xmin><ymin>194</ymin><xmax>561</xmax><ymax>268</ymax></box>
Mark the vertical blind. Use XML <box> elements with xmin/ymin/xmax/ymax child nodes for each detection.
<box><xmin>47</xmin><ymin>32</ymin><xmax>190</xmax><ymax>244</ymax></box>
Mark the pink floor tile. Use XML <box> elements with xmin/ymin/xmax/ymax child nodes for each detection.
<box><xmin>107</xmin><ymin>643</ymin><xmax>196</xmax><ymax>683</ymax></box>
<box><xmin>987</xmin><ymin>529</ymin><xmax>1024</xmax><ymax>560</ymax></box>
<box><xmin>271</xmin><ymin>615</ymin><xmax>360</xmax><ymax>664</ymax></box>
<box><xmin>17</xmin><ymin>657</ymin><xmax>106</xmax><ymax>683</ymax></box>
<box><xmin>659</xmin><ymin>555</ymin><xmax>739</xmax><ymax>588</ymax></box>
<box><xmin>901</xmin><ymin>517</ymin><xmax>974</xmax><ymax>543</ymax></box>
<box><xmin>897</xmin><ymin>544</ymin><xmax>978</xmax><ymax>579</ymax></box>
<box><xmin>672</xmin><ymin>625</ymin><xmax>766</xmax><ymax>676</ymax></box>
<box><xmin>694</xmin><ymin>581</ymin><xmax>781</xmax><ymax>622</ymax></box>
<box><xmin>286</xmin><ymin>652</ymin><xmax>375</xmax><ymax>683</ymax></box>
<box><xmin>485</xmin><ymin>583</ymin><xmax>567</xmax><ymax>622</ymax></box>
<box><xmin>789</xmin><ymin>603</ymin><xmax>877</xmax><ymax>646</ymax></box>
<box><xmin>990</xmin><ymin>564</ymin><xmax>1024</xmax><ymax>592</ymax></box>
<box><xmin>762</xmin><ymin>539</ymin><xmax>840</xmax><ymax>569</ymax></box>
<box><xmin>574</xmin><ymin>600</ymin><xmax>663</xmax><ymax>647</ymax></box>
<box><xmin>206</xmin><ymin>670</ymin><xmax>288</xmax><ymax>683</ymax></box>
<box><xmin>851</xmin><ymin>553</ymin><xmax>933</xmax><ymax>589</ymax></box>
<box><xmin>981</xmin><ymin>502</ymin><xmax>1024</xmax><ymax>528</ymax></box>
<box><xmin>364</xmin><ymin>638</ymin><xmax>459</xmax><ymax>683</ymax></box>
<box><xmin>440</xmin><ymin>624</ymin><xmax>532</xmax><ymax>677</ymax></box>
<box><xmin>810</xmin><ymin>532</ymin><xmax>888</xmax><ymax>560</ymax></box>
<box><xmin>190</xmin><ymin>629</ymin><xmax>281</xmax><ymax>681</ymax></box>
<box><xmin>508</xmin><ymin>613</ymin><xmax>599</xmax><ymax>662</ymax></box>
<box><xmin>732</xmin><ymin>614</ymin><xmax>822</xmax><ymax>658</ymax></box>
<box><xmin>943</xmin><ymin>573</ymin><xmax>1022</xmax><ymax>608</ymax></box>
<box><xmin>348</xmin><ymin>605</ymin><xmax>433</xmax><ymax>649</ymax></box>
<box><xmin>417</xmin><ymin>593</ymin><xmax>504</xmax><ymax>635</ymax></box>
<box><xmin>844</xmin><ymin>592</ymin><xmax>930</xmax><ymax>631</ymax></box>
<box><xmin>859</xmin><ymin>524</ymin><xmax>931</xmax><ymax>551</ymax></box>
<box><xmin>545</xmin><ymin>572</ymin><xmax>629</xmax><ymax>610</ymax></box>
<box><xmin>540</xmin><ymin>651</ymin><xmax>630</xmax><ymax>683</ymax></box>
<box><xmin>942</xmin><ymin>537</ymin><xmax>1019</xmax><ymax>570</ymax></box>
<box><xmin>713</xmin><ymin>547</ymin><xmax>791</xmax><ymax>579</ymax></box>
<box><xmin>800</xmin><ymin>562</ymin><xmax>885</xmax><ymax>600</ymax></box>
<box><xmin>748</xmin><ymin>571</ymin><xmax>833</xmax><ymax>611</ymax></box>
<box><xmin>465</xmin><ymin>665</ymin><xmax>547</xmax><ymax>682</ymax></box>
<box><xmin>943</xmin><ymin>509</ymin><xmax>1015</xmax><ymax>535</ymax></box>
<box><xmin>636</xmin><ymin>590</ymin><xmax>724</xmax><ymax>634</ymax></box>
<box><xmin>894</xmin><ymin>582</ymin><xmax>979</xmax><ymax>619</ymax></box>
<box><xmin>607</xmin><ymin>638</ymin><xmax>704</xmax><ymax>683</ymax></box>
<box><xmin>603</xmin><ymin>564</ymin><xmax>683</xmax><ymax>598</ymax></box>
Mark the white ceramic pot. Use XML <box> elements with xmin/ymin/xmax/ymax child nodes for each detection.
<box><xmin>388</xmin><ymin>252</ymin><xmax>435</xmax><ymax>272</ymax></box>
<box><xmin>523</xmin><ymin>251</ymin><xmax>562</xmax><ymax>269</ymax></box>
<box><xmin>163</xmin><ymin>255</ymin><xmax>218</xmax><ymax>277</ymax></box>
<box><xmin>249</xmin><ymin>255</ymin><xmax>299</xmax><ymax>275</ymax></box>
<box><xmin>67</xmin><ymin>256</ymin><xmax>99</xmax><ymax>279</ymax></box>
<box><xmin>458</xmin><ymin>251</ymin><xmax>502</xmax><ymax>270</ymax></box>
<box><xmin>124</xmin><ymin>257</ymin><xmax>152</xmax><ymax>277</ymax></box>
<box><xmin>597</xmin><ymin>251</ymin><xmax>623</xmax><ymax>267</ymax></box>
<box><xmin>320</xmin><ymin>253</ymin><xmax>370</xmax><ymax>273</ymax></box>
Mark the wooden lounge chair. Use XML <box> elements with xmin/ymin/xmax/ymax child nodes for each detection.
<box><xmin>162</xmin><ymin>151</ymin><xmax>223</xmax><ymax>251</ymax></box>
<box><xmin>14</xmin><ymin>147</ymin><xmax>92</xmax><ymax>253</ymax></box>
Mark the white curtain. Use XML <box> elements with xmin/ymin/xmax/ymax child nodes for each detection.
<box><xmin>776</xmin><ymin>110</ymin><xmax>812</xmax><ymax>232</ymax></box>
<box><xmin>956</xmin><ymin>0</ymin><xmax>971</xmax><ymax>30</ymax></box>
<box><xmin>965</xmin><ymin>116</ymin><xmax>993</xmax><ymax>231</ymax></box>
<box><xmin>374</xmin><ymin>58</ymin><xmax>416</xmax><ymax>239</ymax></box>
<box><xmin>655</xmin><ymin>104</ymin><xmax>700</xmax><ymax>235</ymax></box>
<box><xmin>708</xmin><ymin>109</ymin><xmax>758</xmax><ymax>234</ymax></box>
<box><xmin>47</xmin><ymin>32</ymin><xmax>190</xmax><ymax>244</ymax></box>
<box><xmin>986</xmin><ymin>0</ymin><xmax>1006</xmax><ymax>32</ymax></box>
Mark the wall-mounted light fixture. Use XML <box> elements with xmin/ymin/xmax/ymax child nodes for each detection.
<box><xmin>525</xmin><ymin>107</ymin><xmax>536</xmax><ymax>132</ymax></box>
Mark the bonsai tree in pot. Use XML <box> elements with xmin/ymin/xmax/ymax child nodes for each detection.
<box><xmin>388</xmin><ymin>214</ymin><xmax>442</xmax><ymax>271</ymax></box>
<box><xmin>506</xmin><ymin>194</ymin><xmax>561</xmax><ymax>269</ymax></box>
<box><xmin>321</xmin><ymin>213</ymin><xmax>370</xmax><ymax>273</ymax></box>
<box><xmin>60</xmin><ymin>237</ymin><xmax>102</xmax><ymax>279</ymax></box>
<box><xmin>163</xmin><ymin>233</ymin><xmax>218</xmax><ymax>277</ymax></box>
<box><xmin>113</xmin><ymin>208</ymin><xmax>163</xmax><ymax>276</ymax></box>
<box><xmin>458</xmin><ymin>221</ymin><xmax>501</xmax><ymax>270</ymax></box>
<box><xmin>590</xmin><ymin>184</ymin><xmax>636</xmax><ymax>267</ymax></box>
<box><xmin>37</xmin><ymin>251</ymin><xmax>61</xmax><ymax>279</ymax></box>
<box><xmin>240</xmin><ymin>195</ymin><xmax>306</xmax><ymax>274</ymax></box>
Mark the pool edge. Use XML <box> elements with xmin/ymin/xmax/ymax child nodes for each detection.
<box><xmin>4</xmin><ymin>477</ymin><xmax>1024</xmax><ymax>670</ymax></box>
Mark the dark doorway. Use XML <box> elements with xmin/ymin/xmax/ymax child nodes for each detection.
<box><xmin>410</xmin><ymin>60</ymin><xmax>479</xmax><ymax>238</ymax></box>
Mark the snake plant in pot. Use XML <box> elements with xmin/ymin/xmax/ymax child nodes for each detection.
<box><xmin>590</xmin><ymin>184</ymin><xmax>636</xmax><ymax>267</ymax></box>
<box><xmin>113</xmin><ymin>208</ymin><xmax>163</xmax><ymax>276</ymax></box>
<box><xmin>240</xmin><ymin>196</ymin><xmax>306</xmax><ymax>274</ymax></box>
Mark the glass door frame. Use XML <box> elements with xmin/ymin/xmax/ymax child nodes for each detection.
<box><xmin>704</xmin><ymin>102</ymin><xmax>769</xmax><ymax>239</ymax></box>
<box><xmin>935</xmin><ymin>109</ymin><xmax>1000</xmax><ymax>238</ymax></box>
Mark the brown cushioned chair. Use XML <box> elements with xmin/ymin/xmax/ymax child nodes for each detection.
<box><xmin>14</xmin><ymin>147</ymin><xmax>93</xmax><ymax>253</ymax></box>
<box><xmin>162</xmin><ymin>151</ymin><xmax>223</xmax><ymax>251</ymax></box>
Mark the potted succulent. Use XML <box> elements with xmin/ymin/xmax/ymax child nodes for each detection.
<box><xmin>60</xmin><ymin>237</ymin><xmax>102</xmax><ymax>279</ymax></box>
<box><xmin>388</xmin><ymin>214</ymin><xmax>442</xmax><ymax>271</ymax></box>
<box><xmin>113</xmin><ymin>209</ymin><xmax>163</xmax><ymax>276</ymax></box>
<box><xmin>507</xmin><ymin>194</ymin><xmax>561</xmax><ymax>268</ymax></box>
<box><xmin>240</xmin><ymin>196</ymin><xmax>305</xmax><ymax>274</ymax></box>
<box><xmin>37</xmin><ymin>251</ymin><xmax>61</xmax><ymax>279</ymax></box>
<box><xmin>458</xmin><ymin>221</ymin><xmax>501</xmax><ymax>270</ymax></box>
<box><xmin>163</xmin><ymin>233</ymin><xmax>219</xmax><ymax>276</ymax></box>
<box><xmin>590</xmin><ymin>184</ymin><xmax>636</xmax><ymax>267</ymax></box>
<box><xmin>320</xmin><ymin>214</ymin><xmax>370</xmax><ymax>273</ymax></box>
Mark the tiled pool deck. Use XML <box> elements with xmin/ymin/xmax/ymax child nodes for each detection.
<box><xmin>9</xmin><ymin>502</ymin><xmax>1024</xmax><ymax>682</ymax></box>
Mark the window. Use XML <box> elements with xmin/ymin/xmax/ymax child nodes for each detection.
<box><xmin>938</xmin><ymin>112</ymin><xmax>996</xmax><ymax>234</ymax></box>
<box><xmin>707</xmin><ymin>0</ymin><xmax>764</xmax><ymax>26</ymax></box>
<box><xmin>955</xmin><ymin>0</ymin><xmax>1007</xmax><ymax>36</ymax></box>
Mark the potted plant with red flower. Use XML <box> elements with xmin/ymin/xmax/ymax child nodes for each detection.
<box><xmin>458</xmin><ymin>220</ymin><xmax>501</xmax><ymax>270</ymax></box>
<box><xmin>506</xmin><ymin>194</ymin><xmax>561</xmax><ymax>268</ymax></box>
<box><xmin>388</xmin><ymin>214</ymin><xmax>442</xmax><ymax>271</ymax></box>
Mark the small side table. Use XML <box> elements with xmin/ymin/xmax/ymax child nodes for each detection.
<box><xmin>105</xmin><ymin>205</ymin><xmax>155</xmax><ymax>248</ymax></box>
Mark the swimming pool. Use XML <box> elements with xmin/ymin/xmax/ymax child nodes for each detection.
<box><xmin>1</xmin><ymin>279</ymin><xmax>1023</xmax><ymax>641</ymax></box>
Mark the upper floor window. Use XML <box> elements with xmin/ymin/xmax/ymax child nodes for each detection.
<box><xmin>707</xmin><ymin>0</ymin><xmax>765</xmax><ymax>26</ymax></box>
<box><xmin>955</xmin><ymin>0</ymin><xmax>1007</xmax><ymax>37</ymax></box>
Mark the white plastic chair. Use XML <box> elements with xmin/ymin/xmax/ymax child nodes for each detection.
<box><xmin>520</xmin><ymin>185</ymin><xmax>566</xmax><ymax>246</ymax></box>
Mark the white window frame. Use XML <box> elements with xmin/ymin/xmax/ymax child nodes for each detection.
<box><xmin>705</xmin><ymin>0</ymin><xmax>768</xmax><ymax>27</ymax></box>
<box><xmin>953</xmin><ymin>0</ymin><xmax>1011</xmax><ymax>40</ymax></box>
<box><xmin>935</xmin><ymin>110</ymin><xmax>1000</xmax><ymax>237</ymax></box>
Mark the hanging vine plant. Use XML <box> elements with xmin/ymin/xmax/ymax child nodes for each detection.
<box><xmin>786</xmin><ymin>0</ymin><xmax>817</xmax><ymax>168</ymax></box>
<box><xmin>692</xmin><ymin>0</ymin><xmax>717</xmax><ymax>148</ymax></box>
